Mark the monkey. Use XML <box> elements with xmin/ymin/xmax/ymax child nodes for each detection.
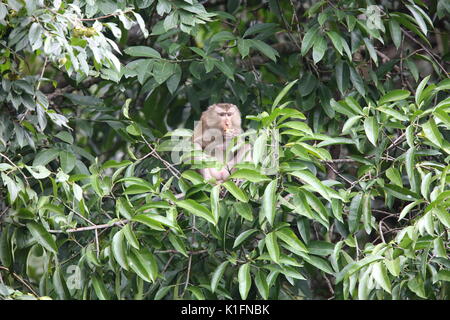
<box><xmin>192</xmin><ymin>103</ymin><xmax>251</xmax><ymax>183</ymax></box>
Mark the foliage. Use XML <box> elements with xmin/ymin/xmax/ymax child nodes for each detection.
<box><xmin>0</xmin><ymin>0</ymin><xmax>449</xmax><ymax>300</ymax></box>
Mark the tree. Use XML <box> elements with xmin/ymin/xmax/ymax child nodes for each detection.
<box><xmin>0</xmin><ymin>0</ymin><xmax>449</xmax><ymax>300</ymax></box>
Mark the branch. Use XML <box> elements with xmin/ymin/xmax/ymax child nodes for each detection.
<box><xmin>402</xmin><ymin>30</ymin><xmax>449</xmax><ymax>77</ymax></box>
<box><xmin>0</xmin><ymin>266</ymin><xmax>39</xmax><ymax>297</ymax></box>
<box><xmin>49</xmin><ymin>219</ymin><xmax>129</xmax><ymax>233</ymax></box>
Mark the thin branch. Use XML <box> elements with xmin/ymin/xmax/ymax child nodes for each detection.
<box><xmin>0</xmin><ymin>152</ymin><xmax>30</xmax><ymax>185</ymax></box>
<box><xmin>182</xmin><ymin>255</ymin><xmax>192</xmax><ymax>297</ymax></box>
<box><xmin>48</xmin><ymin>219</ymin><xmax>129</xmax><ymax>233</ymax></box>
<box><xmin>323</xmin><ymin>161</ymin><xmax>354</xmax><ymax>185</ymax></box>
<box><xmin>155</xmin><ymin>249</ymin><xmax>208</xmax><ymax>255</ymax></box>
<box><xmin>0</xmin><ymin>266</ymin><xmax>38</xmax><ymax>297</ymax></box>
<box><xmin>402</xmin><ymin>30</ymin><xmax>449</xmax><ymax>77</ymax></box>
<box><xmin>141</xmin><ymin>136</ymin><xmax>181</xmax><ymax>179</ymax></box>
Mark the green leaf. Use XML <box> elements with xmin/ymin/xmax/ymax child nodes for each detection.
<box><xmin>210</xmin><ymin>31</ymin><xmax>235</xmax><ymax>42</ymax></box>
<box><xmin>128</xmin><ymin>249</ymin><xmax>156</xmax><ymax>283</ymax></box>
<box><xmin>377</xmin><ymin>106</ymin><xmax>409</xmax><ymax>121</ymax></box>
<box><xmin>389</xmin><ymin>19</ymin><xmax>401</xmax><ymax>48</ymax></box>
<box><xmin>243</xmin><ymin>23</ymin><xmax>277</xmax><ymax>38</ymax></box>
<box><xmin>265</xmin><ymin>232</ymin><xmax>280</xmax><ymax>264</ymax></box>
<box><xmin>253</xmin><ymin>132</ymin><xmax>267</xmax><ymax>165</ymax></box>
<box><xmin>27</xmin><ymin>222</ymin><xmax>57</xmax><ymax>254</ymax></box>
<box><xmin>406</xmin><ymin>5</ymin><xmax>428</xmax><ymax>36</ymax></box>
<box><xmin>290</xmin><ymin>170</ymin><xmax>331</xmax><ymax>202</ymax></box>
<box><xmin>229</xmin><ymin>169</ymin><xmax>270</xmax><ymax>183</ymax></box>
<box><xmin>154</xmin><ymin>286</ymin><xmax>171</xmax><ymax>300</ymax></box>
<box><xmin>28</xmin><ymin>22</ymin><xmax>43</xmax><ymax>49</ymax></box>
<box><xmin>372</xmin><ymin>261</ymin><xmax>391</xmax><ymax>293</ymax></box>
<box><xmin>237</xmin><ymin>38</ymin><xmax>250</xmax><ymax>58</ymax></box>
<box><xmin>272</xmin><ymin>79</ymin><xmax>298</xmax><ymax>110</ymax></box>
<box><xmin>187</xmin><ymin>286</ymin><xmax>205</xmax><ymax>300</ymax></box>
<box><xmin>433</xmin><ymin>207</ymin><xmax>450</xmax><ymax>229</ymax></box>
<box><xmin>348</xmin><ymin>192</ymin><xmax>363</xmax><ymax>233</ymax></box>
<box><xmin>153</xmin><ymin>61</ymin><xmax>176</xmax><ymax>84</ymax></box>
<box><xmin>437</xmin><ymin>270</ymin><xmax>450</xmax><ymax>282</ymax></box>
<box><xmin>25</xmin><ymin>165</ymin><xmax>51</xmax><ymax>179</ymax></box>
<box><xmin>276</xmin><ymin>228</ymin><xmax>308</xmax><ymax>253</ymax></box>
<box><xmin>312</xmin><ymin>36</ymin><xmax>327</xmax><ymax>64</ymax></box>
<box><xmin>386</xmin><ymin>166</ymin><xmax>403</xmax><ymax>187</ymax></box>
<box><xmin>132</xmin><ymin>214</ymin><xmax>165</xmax><ymax>231</ymax></box>
<box><xmin>124</xmin><ymin>46</ymin><xmax>161</xmax><ymax>59</ymax></box>
<box><xmin>123</xmin><ymin>224</ymin><xmax>140</xmax><ymax>249</ymax></box>
<box><xmin>55</xmin><ymin>131</ymin><xmax>74</xmax><ymax>144</ymax></box>
<box><xmin>364</xmin><ymin>117</ymin><xmax>379</xmax><ymax>146</ymax></box>
<box><xmin>301</xmin><ymin>25</ymin><xmax>320</xmax><ymax>56</ymax></box>
<box><xmin>223</xmin><ymin>181</ymin><xmax>249</xmax><ymax>202</ymax></box>
<box><xmin>279</xmin><ymin>121</ymin><xmax>313</xmax><ymax>135</ymax></box>
<box><xmin>233</xmin><ymin>229</ymin><xmax>258</xmax><ymax>248</ymax></box>
<box><xmin>415</xmin><ymin>75</ymin><xmax>430</xmax><ymax>105</ymax></box>
<box><xmin>134</xmin><ymin>214</ymin><xmax>177</xmax><ymax>230</ymax></box>
<box><xmin>176</xmin><ymin>199</ymin><xmax>216</xmax><ymax>225</ymax></box>
<box><xmin>0</xmin><ymin>229</ymin><xmax>12</xmax><ymax>267</ymax></box>
<box><xmin>210</xmin><ymin>185</ymin><xmax>220</xmax><ymax>223</ymax></box>
<box><xmin>408</xmin><ymin>276</ymin><xmax>426</xmax><ymax>298</ymax></box>
<box><xmin>384</xmin><ymin>184</ymin><xmax>420</xmax><ymax>201</ymax></box>
<box><xmin>116</xmin><ymin>197</ymin><xmax>134</xmax><ymax>220</ymax></box>
<box><xmin>422</xmin><ymin>118</ymin><xmax>443</xmax><ymax>147</ymax></box>
<box><xmin>248</xmin><ymin>39</ymin><xmax>278</xmax><ymax>62</ymax></box>
<box><xmin>304</xmin><ymin>255</ymin><xmax>334</xmax><ymax>274</ymax></box>
<box><xmin>363</xmin><ymin>38</ymin><xmax>378</xmax><ymax>66</ymax></box>
<box><xmin>344</xmin><ymin>96</ymin><xmax>364</xmax><ymax>115</ymax></box>
<box><xmin>379</xmin><ymin>90</ymin><xmax>411</xmax><ymax>105</ymax></box>
<box><xmin>59</xmin><ymin>151</ymin><xmax>76</xmax><ymax>173</ymax></box>
<box><xmin>33</xmin><ymin>149</ymin><xmax>59</xmax><ymax>166</ymax></box>
<box><xmin>233</xmin><ymin>202</ymin><xmax>254</xmax><ymax>221</ymax></box>
<box><xmin>405</xmin><ymin>148</ymin><xmax>418</xmax><ymax>193</ymax></box>
<box><xmin>350</xmin><ymin>67</ymin><xmax>366</xmax><ymax>96</ymax></box>
<box><xmin>262</xmin><ymin>180</ymin><xmax>277</xmax><ymax>225</ymax></box>
<box><xmin>53</xmin><ymin>267</ymin><xmax>69</xmax><ymax>299</ymax></box>
<box><xmin>211</xmin><ymin>261</ymin><xmax>228</xmax><ymax>293</ymax></box>
<box><xmin>420</xmin><ymin>172</ymin><xmax>433</xmax><ymax>200</ymax></box>
<box><xmin>254</xmin><ymin>270</ymin><xmax>269</xmax><ymax>300</ymax></box>
<box><xmin>326</xmin><ymin>31</ymin><xmax>343</xmax><ymax>55</ymax></box>
<box><xmin>238</xmin><ymin>263</ymin><xmax>251</xmax><ymax>300</ymax></box>
<box><xmin>168</xmin><ymin>232</ymin><xmax>188</xmax><ymax>257</ymax></box>
<box><xmin>342</xmin><ymin>115</ymin><xmax>362</xmax><ymax>133</ymax></box>
<box><xmin>112</xmin><ymin>230</ymin><xmax>129</xmax><ymax>270</ymax></box>
<box><xmin>335</xmin><ymin>61</ymin><xmax>349</xmax><ymax>96</ymax></box>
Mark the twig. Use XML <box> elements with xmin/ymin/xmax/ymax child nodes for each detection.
<box><xmin>402</xmin><ymin>30</ymin><xmax>449</xmax><ymax>77</ymax></box>
<box><xmin>0</xmin><ymin>266</ymin><xmax>38</xmax><ymax>297</ymax></box>
<box><xmin>141</xmin><ymin>136</ymin><xmax>181</xmax><ymax>179</ymax></box>
<box><xmin>182</xmin><ymin>255</ymin><xmax>193</xmax><ymax>297</ymax></box>
<box><xmin>155</xmin><ymin>249</ymin><xmax>208</xmax><ymax>255</ymax></box>
<box><xmin>379</xmin><ymin>220</ymin><xmax>386</xmax><ymax>243</ymax></box>
<box><xmin>322</xmin><ymin>159</ymin><xmax>358</xmax><ymax>163</ymax></box>
<box><xmin>48</xmin><ymin>219</ymin><xmax>129</xmax><ymax>233</ymax></box>
<box><xmin>323</xmin><ymin>274</ymin><xmax>335</xmax><ymax>297</ymax></box>
<box><xmin>0</xmin><ymin>152</ymin><xmax>30</xmax><ymax>185</ymax></box>
<box><xmin>94</xmin><ymin>229</ymin><xmax>100</xmax><ymax>259</ymax></box>
<box><xmin>324</xmin><ymin>161</ymin><xmax>354</xmax><ymax>185</ymax></box>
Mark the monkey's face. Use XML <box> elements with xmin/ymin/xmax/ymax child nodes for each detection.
<box><xmin>214</xmin><ymin>105</ymin><xmax>240</xmax><ymax>137</ymax></box>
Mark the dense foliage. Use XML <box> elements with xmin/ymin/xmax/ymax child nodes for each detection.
<box><xmin>0</xmin><ymin>0</ymin><xmax>449</xmax><ymax>300</ymax></box>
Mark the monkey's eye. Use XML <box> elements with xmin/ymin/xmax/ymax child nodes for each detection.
<box><xmin>219</xmin><ymin>113</ymin><xmax>226</xmax><ymax>117</ymax></box>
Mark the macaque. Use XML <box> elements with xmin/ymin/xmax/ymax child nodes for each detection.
<box><xmin>192</xmin><ymin>103</ymin><xmax>251</xmax><ymax>183</ymax></box>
